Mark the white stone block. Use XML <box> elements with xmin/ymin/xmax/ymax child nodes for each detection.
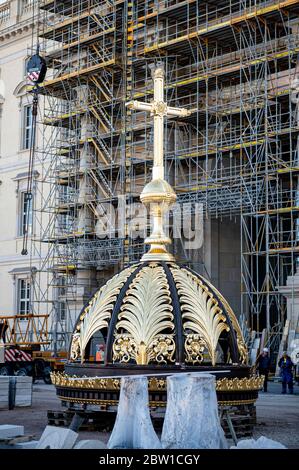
<box><xmin>0</xmin><ymin>386</ymin><xmax>9</xmax><ymax>390</ymax></box>
<box><xmin>36</xmin><ymin>426</ymin><xmax>78</xmax><ymax>449</ymax></box>
<box><xmin>161</xmin><ymin>373</ymin><xmax>227</xmax><ymax>449</ymax></box>
<box><xmin>74</xmin><ymin>440</ymin><xmax>107</xmax><ymax>449</ymax></box>
<box><xmin>108</xmin><ymin>376</ymin><xmax>161</xmax><ymax>449</ymax></box>
<box><xmin>15</xmin><ymin>401</ymin><xmax>32</xmax><ymax>407</ymax></box>
<box><xmin>231</xmin><ymin>436</ymin><xmax>286</xmax><ymax>449</ymax></box>
<box><xmin>14</xmin><ymin>441</ymin><xmax>39</xmax><ymax>449</ymax></box>
<box><xmin>0</xmin><ymin>378</ymin><xmax>10</xmax><ymax>383</ymax></box>
<box><xmin>16</xmin><ymin>382</ymin><xmax>32</xmax><ymax>388</ymax></box>
<box><xmin>0</xmin><ymin>425</ymin><xmax>24</xmax><ymax>439</ymax></box>
<box><xmin>16</xmin><ymin>376</ymin><xmax>32</xmax><ymax>382</ymax></box>
<box><xmin>15</xmin><ymin>376</ymin><xmax>32</xmax><ymax>407</ymax></box>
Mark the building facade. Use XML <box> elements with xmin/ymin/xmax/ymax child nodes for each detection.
<box><xmin>1</xmin><ymin>0</ymin><xmax>299</xmax><ymax>361</ymax></box>
<box><xmin>0</xmin><ymin>0</ymin><xmax>49</xmax><ymax>340</ymax></box>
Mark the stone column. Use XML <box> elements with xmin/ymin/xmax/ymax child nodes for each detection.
<box><xmin>108</xmin><ymin>376</ymin><xmax>161</xmax><ymax>449</ymax></box>
<box><xmin>161</xmin><ymin>373</ymin><xmax>227</xmax><ymax>449</ymax></box>
<box><xmin>0</xmin><ymin>96</ymin><xmax>3</xmax><ymax>157</ymax></box>
<box><xmin>278</xmin><ymin>272</ymin><xmax>299</xmax><ymax>355</ymax></box>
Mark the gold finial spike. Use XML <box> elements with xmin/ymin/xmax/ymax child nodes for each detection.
<box><xmin>126</xmin><ymin>64</ymin><xmax>191</xmax><ymax>261</ymax></box>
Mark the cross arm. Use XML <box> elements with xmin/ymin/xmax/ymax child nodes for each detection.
<box><xmin>166</xmin><ymin>106</ymin><xmax>191</xmax><ymax>118</ymax></box>
<box><xmin>126</xmin><ymin>100</ymin><xmax>153</xmax><ymax>113</ymax></box>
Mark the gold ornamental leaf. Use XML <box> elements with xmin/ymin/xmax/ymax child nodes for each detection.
<box><xmin>116</xmin><ymin>266</ymin><xmax>174</xmax><ymax>355</ymax></box>
<box><xmin>171</xmin><ymin>267</ymin><xmax>229</xmax><ymax>365</ymax></box>
<box><xmin>79</xmin><ymin>265</ymin><xmax>136</xmax><ymax>360</ymax></box>
<box><xmin>197</xmin><ymin>273</ymin><xmax>248</xmax><ymax>364</ymax></box>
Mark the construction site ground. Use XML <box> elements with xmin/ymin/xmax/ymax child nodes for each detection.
<box><xmin>0</xmin><ymin>381</ymin><xmax>298</xmax><ymax>449</ymax></box>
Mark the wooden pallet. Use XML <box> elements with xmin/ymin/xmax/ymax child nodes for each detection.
<box><xmin>220</xmin><ymin>404</ymin><xmax>256</xmax><ymax>439</ymax></box>
<box><xmin>47</xmin><ymin>404</ymin><xmax>256</xmax><ymax>438</ymax></box>
<box><xmin>47</xmin><ymin>411</ymin><xmax>71</xmax><ymax>427</ymax></box>
<box><xmin>47</xmin><ymin>409</ymin><xmax>115</xmax><ymax>431</ymax></box>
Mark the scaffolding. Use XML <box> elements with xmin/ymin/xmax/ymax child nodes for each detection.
<box><xmin>31</xmin><ymin>0</ymin><xmax>299</xmax><ymax>351</ymax></box>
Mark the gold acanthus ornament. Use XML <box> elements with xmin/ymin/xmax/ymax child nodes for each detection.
<box><xmin>70</xmin><ymin>265</ymin><xmax>137</xmax><ymax>362</ymax></box>
<box><xmin>113</xmin><ymin>333</ymin><xmax>175</xmax><ymax>364</ymax></box>
<box><xmin>171</xmin><ymin>267</ymin><xmax>230</xmax><ymax>366</ymax></box>
<box><xmin>112</xmin><ymin>334</ymin><xmax>137</xmax><ymax>363</ymax></box>
<box><xmin>196</xmin><ymin>274</ymin><xmax>248</xmax><ymax>364</ymax></box>
<box><xmin>70</xmin><ymin>332</ymin><xmax>81</xmax><ymax>361</ymax></box>
<box><xmin>185</xmin><ymin>334</ymin><xmax>206</xmax><ymax>364</ymax></box>
<box><xmin>113</xmin><ymin>265</ymin><xmax>174</xmax><ymax>365</ymax></box>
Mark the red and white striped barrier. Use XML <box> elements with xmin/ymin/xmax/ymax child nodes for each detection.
<box><xmin>4</xmin><ymin>349</ymin><xmax>32</xmax><ymax>362</ymax></box>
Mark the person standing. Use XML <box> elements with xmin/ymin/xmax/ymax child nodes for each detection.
<box><xmin>95</xmin><ymin>344</ymin><xmax>105</xmax><ymax>362</ymax></box>
<box><xmin>256</xmin><ymin>347</ymin><xmax>271</xmax><ymax>392</ymax></box>
<box><xmin>278</xmin><ymin>351</ymin><xmax>294</xmax><ymax>394</ymax></box>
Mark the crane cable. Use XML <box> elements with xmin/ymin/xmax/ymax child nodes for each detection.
<box><xmin>21</xmin><ymin>86</ymin><xmax>39</xmax><ymax>256</ymax></box>
<box><xmin>21</xmin><ymin>2</ymin><xmax>46</xmax><ymax>256</ymax></box>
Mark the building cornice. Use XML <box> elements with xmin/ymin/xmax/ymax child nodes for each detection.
<box><xmin>0</xmin><ymin>16</ymin><xmax>41</xmax><ymax>44</ymax></box>
<box><xmin>0</xmin><ymin>156</ymin><xmax>51</xmax><ymax>174</ymax></box>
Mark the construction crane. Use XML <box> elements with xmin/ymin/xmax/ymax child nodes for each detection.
<box><xmin>0</xmin><ymin>314</ymin><xmax>66</xmax><ymax>382</ymax></box>
<box><xmin>0</xmin><ymin>49</ymin><xmax>67</xmax><ymax>381</ymax></box>
<box><xmin>21</xmin><ymin>47</ymin><xmax>46</xmax><ymax>255</ymax></box>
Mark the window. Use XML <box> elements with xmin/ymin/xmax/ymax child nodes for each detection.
<box><xmin>19</xmin><ymin>192</ymin><xmax>33</xmax><ymax>236</ymax></box>
<box><xmin>22</xmin><ymin>105</ymin><xmax>32</xmax><ymax>150</ymax></box>
<box><xmin>57</xmin><ymin>277</ymin><xmax>67</xmax><ymax>322</ymax></box>
<box><xmin>24</xmin><ymin>57</ymin><xmax>30</xmax><ymax>78</ymax></box>
<box><xmin>57</xmin><ymin>302</ymin><xmax>66</xmax><ymax>322</ymax></box>
<box><xmin>17</xmin><ymin>278</ymin><xmax>31</xmax><ymax>317</ymax></box>
<box><xmin>57</xmin><ymin>276</ymin><xmax>66</xmax><ymax>296</ymax></box>
<box><xmin>57</xmin><ymin>213</ymin><xmax>74</xmax><ymax>234</ymax></box>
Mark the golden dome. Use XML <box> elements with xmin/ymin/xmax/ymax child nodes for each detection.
<box><xmin>70</xmin><ymin>261</ymin><xmax>247</xmax><ymax>367</ymax></box>
<box><xmin>140</xmin><ymin>178</ymin><xmax>177</xmax><ymax>206</ymax></box>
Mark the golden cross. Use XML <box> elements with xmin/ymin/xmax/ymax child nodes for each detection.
<box><xmin>126</xmin><ymin>64</ymin><xmax>191</xmax><ymax>261</ymax></box>
<box><xmin>126</xmin><ymin>64</ymin><xmax>190</xmax><ymax>180</ymax></box>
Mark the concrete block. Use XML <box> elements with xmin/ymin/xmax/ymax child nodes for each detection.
<box><xmin>161</xmin><ymin>373</ymin><xmax>227</xmax><ymax>449</ymax></box>
<box><xmin>36</xmin><ymin>426</ymin><xmax>78</xmax><ymax>449</ymax></box>
<box><xmin>15</xmin><ymin>401</ymin><xmax>32</xmax><ymax>407</ymax></box>
<box><xmin>0</xmin><ymin>403</ymin><xmax>9</xmax><ymax>410</ymax></box>
<box><xmin>0</xmin><ymin>378</ymin><xmax>10</xmax><ymax>383</ymax></box>
<box><xmin>231</xmin><ymin>436</ymin><xmax>286</xmax><ymax>449</ymax></box>
<box><xmin>15</xmin><ymin>377</ymin><xmax>32</xmax><ymax>383</ymax></box>
<box><xmin>14</xmin><ymin>441</ymin><xmax>39</xmax><ymax>449</ymax></box>
<box><xmin>16</xmin><ymin>384</ymin><xmax>32</xmax><ymax>389</ymax></box>
<box><xmin>0</xmin><ymin>425</ymin><xmax>24</xmax><ymax>439</ymax></box>
<box><xmin>108</xmin><ymin>376</ymin><xmax>161</xmax><ymax>449</ymax></box>
<box><xmin>15</xmin><ymin>376</ymin><xmax>32</xmax><ymax>407</ymax></box>
<box><xmin>74</xmin><ymin>440</ymin><xmax>107</xmax><ymax>449</ymax></box>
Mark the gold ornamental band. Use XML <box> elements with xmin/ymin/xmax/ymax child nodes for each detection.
<box><xmin>51</xmin><ymin>372</ymin><xmax>264</xmax><ymax>392</ymax></box>
<box><xmin>58</xmin><ymin>395</ymin><xmax>256</xmax><ymax>407</ymax></box>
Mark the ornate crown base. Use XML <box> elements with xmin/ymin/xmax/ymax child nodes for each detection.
<box><xmin>51</xmin><ymin>372</ymin><xmax>264</xmax><ymax>392</ymax></box>
<box><xmin>51</xmin><ymin>372</ymin><xmax>264</xmax><ymax>410</ymax></box>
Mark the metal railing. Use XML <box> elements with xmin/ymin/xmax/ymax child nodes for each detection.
<box><xmin>0</xmin><ymin>2</ymin><xmax>10</xmax><ymax>24</ymax></box>
<box><xmin>20</xmin><ymin>0</ymin><xmax>37</xmax><ymax>15</ymax></box>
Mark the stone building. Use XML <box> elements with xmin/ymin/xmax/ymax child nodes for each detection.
<box><xmin>0</xmin><ymin>0</ymin><xmax>47</xmax><ymax>330</ymax></box>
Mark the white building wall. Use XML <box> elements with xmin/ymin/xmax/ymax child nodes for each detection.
<box><xmin>0</xmin><ymin>1</ymin><xmax>48</xmax><ymax>321</ymax></box>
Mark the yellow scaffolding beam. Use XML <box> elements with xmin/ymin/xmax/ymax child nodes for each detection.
<box><xmin>144</xmin><ymin>0</ymin><xmax>299</xmax><ymax>53</ymax></box>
